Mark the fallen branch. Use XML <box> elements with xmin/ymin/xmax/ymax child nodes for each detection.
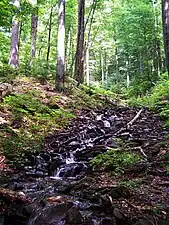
<box><xmin>122</xmin><ymin>198</ymin><xmax>142</xmax><ymax>213</ymax></box>
<box><xmin>0</xmin><ymin>188</ymin><xmax>31</xmax><ymax>204</ymax></box>
<box><xmin>131</xmin><ymin>146</ymin><xmax>147</xmax><ymax>158</ymax></box>
<box><xmin>127</xmin><ymin>108</ymin><xmax>143</xmax><ymax>129</ymax></box>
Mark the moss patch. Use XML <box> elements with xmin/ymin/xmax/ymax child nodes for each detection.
<box><xmin>91</xmin><ymin>148</ymin><xmax>141</xmax><ymax>175</ymax></box>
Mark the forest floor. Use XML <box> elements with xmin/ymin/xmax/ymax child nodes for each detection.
<box><xmin>0</xmin><ymin>78</ymin><xmax>169</xmax><ymax>225</ymax></box>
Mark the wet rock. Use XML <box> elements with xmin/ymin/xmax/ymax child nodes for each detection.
<box><xmin>108</xmin><ymin>186</ymin><xmax>130</xmax><ymax>199</ymax></box>
<box><xmin>27</xmin><ymin>155</ymin><xmax>36</xmax><ymax>166</ymax></box>
<box><xmin>134</xmin><ymin>216</ymin><xmax>157</xmax><ymax>225</ymax></box>
<box><xmin>99</xmin><ymin>218</ymin><xmax>115</xmax><ymax>225</ymax></box>
<box><xmin>82</xmin><ymin>190</ymin><xmax>100</xmax><ymax>202</ymax></box>
<box><xmin>3</xmin><ymin>203</ymin><xmax>28</xmax><ymax>225</ymax></box>
<box><xmin>65</xmin><ymin>206</ymin><xmax>83</xmax><ymax>224</ymax></box>
<box><xmin>39</xmin><ymin>153</ymin><xmax>51</xmax><ymax>162</ymax></box>
<box><xmin>25</xmin><ymin>166</ymin><xmax>34</xmax><ymax>170</ymax></box>
<box><xmin>58</xmin><ymin>163</ymin><xmax>84</xmax><ymax>178</ymax></box>
<box><xmin>25</xmin><ymin>170</ymin><xmax>36</xmax><ymax>177</ymax></box>
<box><xmin>113</xmin><ymin>208</ymin><xmax>129</xmax><ymax>225</ymax></box>
<box><xmin>11</xmin><ymin>174</ymin><xmax>23</xmax><ymax>182</ymax></box>
<box><xmin>23</xmin><ymin>203</ymin><xmax>37</xmax><ymax>216</ymax></box>
<box><xmin>49</xmin><ymin>158</ymin><xmax>63</xmax><ymax>171</ymax></box>
<box><xmin>14</xmin><ymin>183</ymin><xmax>24</xmax><ymax>191</ymax></box>
<box><xmin>35</xmin><ymin>171</ymin><xmax>44</xmax><ymax>177</ymax></box>
<box><xmin>28</xmin><ymin>202</ymin><xmax>73</xmax><ymax>225</ymax></box>
<box><xmin>57</xmin><ymin>183</ymin><xmax>72</xmax><ymax>193</ymax></box>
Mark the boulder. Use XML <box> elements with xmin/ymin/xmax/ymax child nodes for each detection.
<box><xmin>28</xmin><ymin>202</ymin><xmax>73</xmax><ymax>225</ymax></box>
<box><xmin>0</xmin><ymin>83</ymin><xmax>13</xmax><ymax>100</ymax></box>
<box><xmin>65</xmin><ymin>206</ymin><xmax>83</xmax><ymax>224</ymax></box>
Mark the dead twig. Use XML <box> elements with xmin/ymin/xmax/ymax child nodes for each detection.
<box><xmin>131</xmin><ymin>146</ymin><xmax>147</xmax><ymax>158</ymax></box>
<box><xmin>127</xmin><ymin>108</ymin><xmax>143</xmax><ymax>129</ymax></box>
<box><xmin>122</xmin><ymin>198</ymin><xmax>142</xmax><ymax>213</ymax></box>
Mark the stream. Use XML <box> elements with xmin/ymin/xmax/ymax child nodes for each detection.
<box><xmin>1</xmin><ymin>106</ymin><xmax>168</xmax><ymax>225</ymax></box>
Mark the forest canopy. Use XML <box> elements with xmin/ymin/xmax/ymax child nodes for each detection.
<box><xmin>0</xmin><ymin>0</ymin><xmax>168</xmax><ymax>95</ymax></box>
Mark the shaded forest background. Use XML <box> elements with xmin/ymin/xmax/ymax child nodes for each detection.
<box><xmin>1</xmin><ymin>0</ymin><xmax>168</xmax><ymax>97</ymax></box>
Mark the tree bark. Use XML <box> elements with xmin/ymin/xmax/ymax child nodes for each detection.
<box><xmin>126</xmin><ymin>57</ymin><xmax>130</xmax><ymax>88</ymax></box>
<box><xmin>162</xmin><ymin>0</ymin><xmax>169</xmax><ymax>76</ymax></box>
<box><xmin>9</xmin><ymin>0</ymin><xmax>20</xmax><ymax>68</ymax></box>
<box><xmin>101</xmin><ymin>53</ymin><xmax>104</xmax><ymax>86</ymax></box>
<box><xmin>47</xmin><ymin>6</ymin><xmax>53</xmax><ymax>62</ymax></box>
<box><xmin>105</xmin><ymin>51</ymin><xmax>108</xmax><ymax>88</ymax></box>
<box><xmin>31</xmin><ymin>10</ymin><xmax>38</xmax><ymax>58</ymax></box>
<box><xmin>65</xmin><ymin>25</ymin><xmax>71</xmax><ymax>72</ymax></box>
<box><xmin>86</xmin><ymin>47</ymin><xmax>90</xmax><ymax>85</ymax></box>
<box><xmin>115</xmin><ymin>44</ymin><xmax>119</xmax><ymax>85</ymax></box>
<box><xmin>75</xmin><ymin>0</ymin><xmax>85</xmax><ymax>85</ymax></box>
<box><xmin>56</xmin><ymin>0</ymin><xmax>65</xmax><ymax>91</ymax></box>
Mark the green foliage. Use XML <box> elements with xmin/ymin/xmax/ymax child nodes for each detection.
<box><xmin>2</xmin><ymin>135</ymin><xmax>44</xmax><ymax>168</ymax></box>
<box><xmin>91</xmin><ymin>148</ymin><xmax>141</xmax><ymax>174</ymax></box>
<box><xmin>0</xmin><ymin>0</ymin><xmax>14</xmax><ymax>27</ymax></box>
<box><xmin>0</xmin><ymin>88</ymin><xmax>76</xmax><ymax>168</ymax></box>
<box><xmin>128</xmin><ymin>73</ymin><xmax>169</xmax><ymax>125</ymax></box>
<box><xmin>4</xmin><ymin>92</ymin><xmax>75</xmax><ymax>133</ymax></box>
<box><xmin>0</xmin><ymin>64</ymin><xmax>19</xmax><ymax>82</ymax></box>
<box><xmin>80</xmin><ymin>84</ymin><xmax>117</xmax><ymax>98</ymax></box>
<box><xmin>69</xmin><ymin>84</ymin><xmax>118</xmax><ymax>110</ymax></box>
<box><xmin>118</xmin><ymin>178</ymin><xmax>143</xmax><ymax>188</ymax></box>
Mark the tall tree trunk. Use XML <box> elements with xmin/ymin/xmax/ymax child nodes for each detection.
<box><xmin>86</xmin><ymin>47</ymin><xmax>90</xmax><ymax>85</ymax></box>
<box><xmin>75</xmin><ymin>0</ymin><xmax>85</xmax><ymax>85</ymax></box>
<box><xmin>115</xmin><ymin>45</ymin><xmax>119</xmax><ymax>85</ymax></box>
<box><xmin>65</xmin><ymin>25</ymin><xmax>71</xmax><ymax>72</ymax></box>
<box><xmin>105</xmin><ymin>51</ymin><xmax>108</xmax><ymax>88</ymax></box>
<box><xmin>162</xmin><ymin>0</ymin><xmax>169</xmax><ymax>76</ymax></box>
<box><xmin>31</xmin><ymin>10</ymin><xmax>38</xmax><ymax>58</ymax></box>
<box><xmin>126</xmin><ymin>57</ymin><xmax>130</xmax><ymax>88</ymax></box>
<box><xmin>101</xmin><ymin>53</ymin><xmax>104</xmax><ymax>86</ymax></box>
<box><xmin>47</xmin><ymin>6</ymin><xmax>53</xmax><ymax>62</ymax></box>
<box><xmin>56</xmin><ymin>0</ymin><xmax>65</xmax><ymax>91</ymax></box>
<box><xmin>9</xmin><ymin>0</ymin><xmax>20</xmax><ymax>68</ymax></box>
<box><xmin>18</xmin><ymin>21</ymin><xmax>23</xmax><ymax>50</ymax></box>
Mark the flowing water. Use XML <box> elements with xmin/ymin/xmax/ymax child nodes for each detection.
<box><xmin>2</xmin><ymin>107</ymin><xmax>168</xmax><ymax>225</ymax></box>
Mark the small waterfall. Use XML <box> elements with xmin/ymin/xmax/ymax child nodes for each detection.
<box><xmin>66</xmin><ymin>152</ymin><xmax>75</xmax><ymax>164</ymax></box>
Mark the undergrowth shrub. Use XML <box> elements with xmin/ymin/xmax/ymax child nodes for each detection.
<box><xmin>129</xmin><ymin>73</ymin><xmax>169</xmax><ymax>125</ymax></box>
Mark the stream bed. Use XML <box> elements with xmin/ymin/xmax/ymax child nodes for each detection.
<box><xmin>1</xmin><ymin>106</ymin><xmax>169</xmax><ymax>225</ymax></box>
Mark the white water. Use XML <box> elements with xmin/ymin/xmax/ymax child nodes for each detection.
<box><xmin>66</xmin><ymin>152</ymin><xmax>75</xmax><ymax>164</ymax></box>
<box><xmin>103</xmin><ymin>120</ymin><xmax>111</xmax><ymax>128</ymax></box>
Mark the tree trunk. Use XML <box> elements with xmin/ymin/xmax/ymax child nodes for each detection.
<box><xmin>75</xmin><ymin>0</ymin><xmax>85</xmax><ymax>85</ymax></box>
<box><xmin>18</xmin><ymin>21</ymin><xmax>23</xmax><ymax>50</ymax></box>
<box><xmin>126</xmin><ymin>58</ymin><xmax>130</xmax><ymax>88</ymax></box>
<box><xmin>86</xmin><ymin>47</ymin><xmax>90</xmax><ymax>85</ymax></box>
<box><xmin>105</xmin><ymin>51</ymin><xmax>108</xmax><ymax>88</ymax></box>
<box><xmin>162</xmin><ymin>0</ymin><xmax>169</xmax><ymax>76</ymax></box>
<box><xmin>31</xmin><ymin>10</ymin><xmax>38</xmax><ymax>58</ymax></box>
<box><xmin>101</xmin><ymin>53</ymin><xmax>104</xmax><ymax>86</ymax></box>
<box><xmin>47</xmin><ymin>6</ymin><xmax>53</xmax><ymax>62</ymax></box>
<box><xmin>9</xmin><ymin>0</ymin><xmax>20</xmax><ymax>68</ymax></box>
<box><xmin>115</xmin><ymin>45</ymin><xmax>119</xmax><ymax>85</ymax></box>
<box><xmin>65</xmin><ymin>25</ymin><xmax>71</xmax><ymax>72</ymax></box>
<box><xmin>56</xmin><ymin>0</ymin><xmax>65</xmax><ymax>92</ymax></box>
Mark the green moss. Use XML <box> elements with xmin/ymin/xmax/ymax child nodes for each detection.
<box><xmin>68</xmin><ymin>85</ymin><xmax>118</xmax><ymax>110</ymax></box>
<box><xmin>0</xmin><ymin>91</ymin><xmax>76</xmax><ymax>167</ymax></box>
<box><xmin>3</xmin><ymin>92</ymin><xmax>75</xmax><ymax>134</ymax></box>
<box><xmin>91</xmin><ymin>148</ymin><xmax>141</xmax><ymax>174</ymax></box>
<box><xmin>2</xmin><ymin>135</ymin><xmax>44</xmax><ymax>168</ymax></box>
<box><xmin>118</xmin><ymin>178</ymin><xmax>143</xmax><ymax>188</ymax></box>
